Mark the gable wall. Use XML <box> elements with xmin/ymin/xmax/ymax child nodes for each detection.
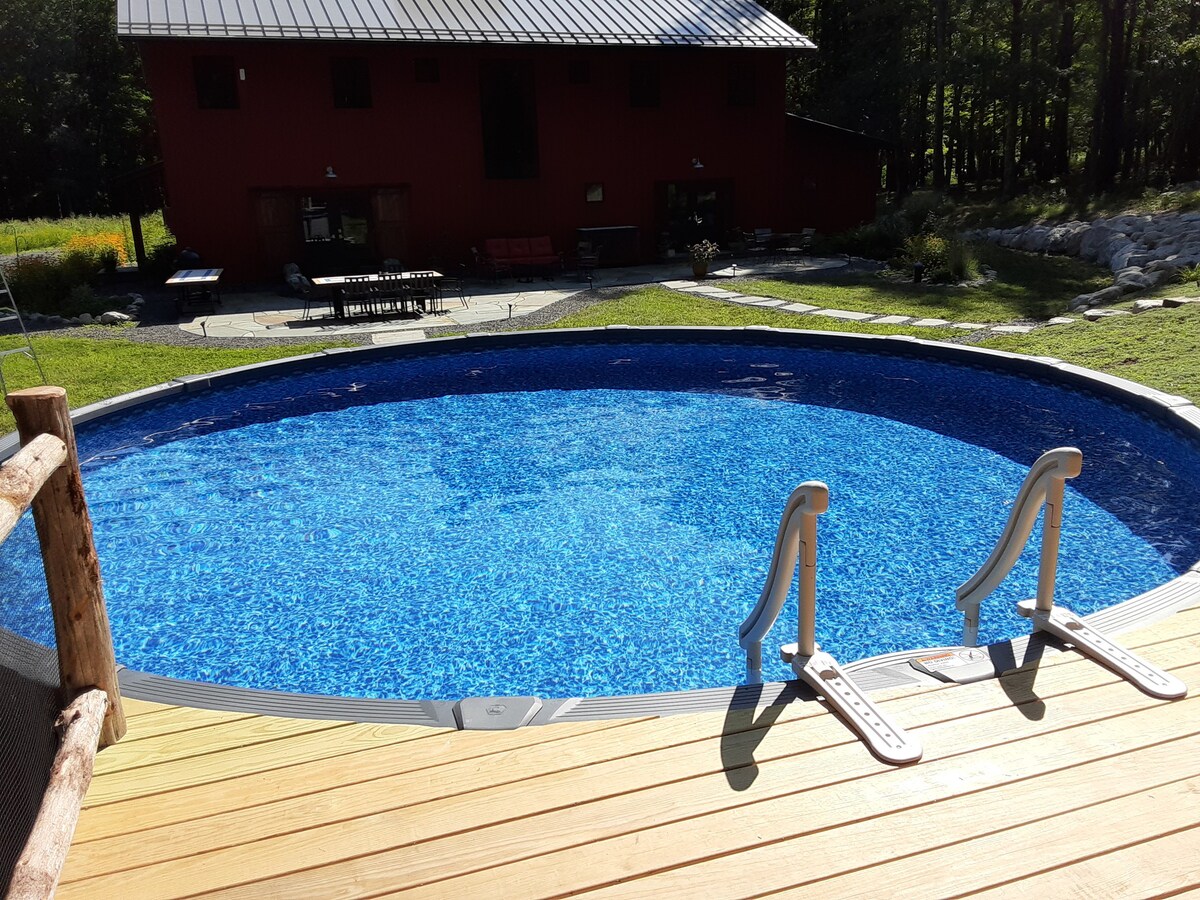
<box><xmin>139</xmin><ymin>39</ymin><xmax>797</xmax><ymax>278</ymax></box>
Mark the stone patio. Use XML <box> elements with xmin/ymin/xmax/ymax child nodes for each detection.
<box><xmin>176</xmin><ymin>258</ymin><xmax>848</xmax><ymax>344</ymax></box>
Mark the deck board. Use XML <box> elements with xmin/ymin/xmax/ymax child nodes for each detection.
<box><xmin>57</xmin><ymin>606</ymin><xmax>1200</xmax><ymax>898</ymax></box>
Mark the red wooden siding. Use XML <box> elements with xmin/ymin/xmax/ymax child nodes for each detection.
<box><xmin>138</xmin><ymin>40</ymin><xmax>878</xmax><ymax>278</ymax></box>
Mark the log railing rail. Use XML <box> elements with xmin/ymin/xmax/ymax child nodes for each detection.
<box><xmin>3</xmin><ymin>386</ymin><xmax>125</xmax><ymax>898</ymax></box>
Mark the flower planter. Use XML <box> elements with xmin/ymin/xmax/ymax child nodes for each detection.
<box><xmin>691</xmin><ymin>261</ymin><xmax>709</xmax><ymax>278</ymax></box>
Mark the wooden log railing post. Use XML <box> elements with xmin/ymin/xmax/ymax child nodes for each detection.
<box><xmin>6</xmin><ymin>387</ymin><xmax>126</xmax><ymax>747</ymax></box>
<box><xmin>7</xmin><ymin>689</ymin><xmax>109</xmax><ymax>900</ymax></box>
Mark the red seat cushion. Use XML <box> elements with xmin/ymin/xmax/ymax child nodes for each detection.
<box><xmin>529</xmin><ymin>236</ymin><xmax>555</xmax><ymax>257</ymax></box>
<box><xmin>507</xmin><ymin>238</ymin><xmax>532</xmax><ymax>259</ymax></box>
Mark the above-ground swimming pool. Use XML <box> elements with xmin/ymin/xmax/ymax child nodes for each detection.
<box><xmin>3</xmin><ymin>331</ymin><xmax>1200</xmax><ymax>702</ymax></box>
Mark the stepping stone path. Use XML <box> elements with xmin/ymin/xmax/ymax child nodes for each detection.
<box><xmin>661</xmin><ymin>279</ymin><xmax>1084</xmax><ymax>336</ymax></box>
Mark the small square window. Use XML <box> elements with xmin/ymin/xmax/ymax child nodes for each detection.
<box><xmin>585</xmin><ymin>183</ymin><xmax>604</xmax><ymax>202</ymax></box>
<box><xmin>194</xmin><ymin>56</ymin><xmax>238</xmax><ymax>109</ymax></box>
<box><xmin>568</xmin><ymin>60</ymin><xmax>590</xmax><ymax>85</ymax></box>
<box><xmin>416</xmin><ymin>58</ymin><xmax>440</xmax><ymax>83</ymax></box>
<box><xmin>728</xmin><ymin>62</ymin><xmax>756</xmax><ymax>108</ymax></box>
<box><xmin>629</xmin><ymin>61</ymin><xmax>660</xmax><ymax>108</ymax></box>
<box><xmin>332</xmin><ymin>57</ymin><xmax>372</xmax><ymax>108</ymax></box>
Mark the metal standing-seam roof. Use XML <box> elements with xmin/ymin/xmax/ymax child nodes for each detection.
<box><xmin>116</xmin><ymin>0</ymin><xmax>815</xmax><ymax>49</ymax></box>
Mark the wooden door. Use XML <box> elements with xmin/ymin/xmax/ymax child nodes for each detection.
<box><xmin>255</xmin><ymin>191</ymin><xmax>302</xmax><ymax>274</ymax></box>
<box><xmin>372</xmin><ymin>188</ymin><xmax>410</xmax><ymax>264</ymax></box>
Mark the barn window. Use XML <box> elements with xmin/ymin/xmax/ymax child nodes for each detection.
<box><xmin>568</xmin><ymin>60</ymin><xmax>591</xmax><ymax>85</ymax></box>
<box><xmin>480</xmin><ymin>61</ymin><xmax>539</xmax><ymax>179</ymax></box>
<box><xmin>415</xmin><ymin>58</ymin><xmax>440</xmax><ymax>83</ymax></box>
<box><xmin>728</xmin><ymin>62</ymin><xmax>756</xmax><ymax>107</ymax></box>
<box><xmin>331</xmin><ymin>58</ymin><xmax>372</xmax><ymax>108</ymax></box>
<box><xmin>193</xmin><ymin>56</ymin><xmax>239</xmax><ymax>109</ymax></box>
<box><xmin>629</xmin><ymin>62</ymin><xmax>660</xmax><ymax>108</ymax></box>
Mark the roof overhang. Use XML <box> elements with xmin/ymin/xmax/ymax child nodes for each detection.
<box><xmin>118</xmin><ymin>0</ymin><xmax>816</xmax><ymax>50</ymax></box>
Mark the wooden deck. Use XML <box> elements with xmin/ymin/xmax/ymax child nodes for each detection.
<box><xmin>58</xmin><ymin>606</ymin><xmax>1200</xmax><ymax>898</ymax></box>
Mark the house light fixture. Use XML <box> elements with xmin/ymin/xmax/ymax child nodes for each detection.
<box><xmin>691</xmin><ymin>157</ymin><xmax>704</xmax><ymax>169</ymax></box>
<box><xmin>325</xmin><ymin>166</ymin><xmax>338</xmax><ymax>179</ymax></box>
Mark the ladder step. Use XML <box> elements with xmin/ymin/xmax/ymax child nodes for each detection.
<box><xmin>0</xmin><ymin>347</ymin><xmax>34</xmax><ymax>359</ymax></box>
<box><xmin>789</xmin><ymin>647</ymin><xmax>923</xmax><ymax>765</ymax></box>
<box><xmin>1018</xmin><ymin>600</ymin><xmax>1188</xmax><ymax>699</ymax></box>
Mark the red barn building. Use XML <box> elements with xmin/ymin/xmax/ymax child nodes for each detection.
<box><xmin>119</xmin><ymin>0</ymin><xmax>881</xmax><ymax>279</ymax></box>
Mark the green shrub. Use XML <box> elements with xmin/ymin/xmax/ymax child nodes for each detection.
<box><xmin>144</xmin><ymin>241</ymin><xmax>179</xmax><ymax>279</ymax></box>
<box><xmin>1179</xmin><ymin>264</ymin><xmax>1200</xmax><ymax>288</ymax></box>
<box><xmin>945</xmin><ymin>239</ymin><xmax>980</xmax><ymax>282</ymax></box>
<box><xmin>3</xmin><ymin>251</ymin><xmax>104</xmax><ymax>315</ymax></box>
<box><xmin>826</xmin><ymin>212</ymin><xmax>910</xmax><ymax>261</ymax></box>
<box><xmin>903</xmin><ymin>234</ymin><xmax>948</xmax><ymax>273</ymax></box>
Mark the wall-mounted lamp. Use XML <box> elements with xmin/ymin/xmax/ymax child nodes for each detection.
<box><xmin>325</xmin><ymin>166</ymin><xmax>338</xmax><ymax>179</ymax></box>
<box><xmin>691</xmin><ymin>157</ymin><xmax>704</xmax><ymax>170</ymax></box>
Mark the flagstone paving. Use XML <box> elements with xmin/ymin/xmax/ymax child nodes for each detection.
<box><xmin>172</xmin><ymin>257</ymin><xmax>1084</xmax><ymax>345</ymax></box>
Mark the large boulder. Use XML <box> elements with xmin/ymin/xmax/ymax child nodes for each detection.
<box><xmin>1106</xmin><ymin>236</ymin><xmax>1139</xmax><ymax>270</ymax></box>
<box><xmin>1079</xmin><ymin>225</ymin><xmax>1118</xmax><ymax>262</ymax></box>
<box><xmin>98</xmin><ymin>311</ymin><xmax>132</xmax><ymax>325</ymax></box>
<box><xmin>1146</xmin><ymin>258</ymin><xmax>1180</xmax><ymax>275</ymax></box>
<box><xmin>1068</xmin><ymin>285</ymin><xmax>1125</xmax><ymax>310</ymax></box>
<box><xmin>1016</xmin><ymin>226</ymin><xmax>1051</xmax><ymax>252</ymax></box>
<box><xmin>1115</xmin><ymin>268</ymin><xmax>1153</xmax><ymax>293</ymax></box>
<box><xmin>1047</xmin><ymin>222</ymin><xmax>1086</xmax><ymax>254</ymax></box>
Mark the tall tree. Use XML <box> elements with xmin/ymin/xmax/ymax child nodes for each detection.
<box><xmin>0</xmin><ymin>0</ymin><xmax>152</xmax><ymax>218</ymax></box>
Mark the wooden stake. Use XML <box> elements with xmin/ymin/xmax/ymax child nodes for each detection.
<box><xmin>6</xmin><ymin>387</ymin><xmax>126</xmax><ymax>747</ymax></box>
<box><xmin>7</xmin><ymin>689</ymin><xmax>108</xmax><ymax>900</ymax></box>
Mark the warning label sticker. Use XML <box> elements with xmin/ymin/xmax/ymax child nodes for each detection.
<box><xmin>911</xmin><ymin>648</ymin><xmax>989</xmax><ymax>675</ymax></box>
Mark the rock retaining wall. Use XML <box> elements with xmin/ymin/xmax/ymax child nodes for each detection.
<box><xmin>965</xmin><ymin>209</ymin><xmax>1200</xmax><ymax>310</ymax></box>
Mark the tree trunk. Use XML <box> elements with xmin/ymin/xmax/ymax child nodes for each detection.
<box><xmin>933</xmin><ymin>0</ymin><xmax>949</xmax><ymax>190</ymax></box>
<box><xmin>1002</xmin><ymin>0</ymin><xmax>1024</xmax><ymax>196</ymax></box>
<box><xmin>1050</xmin><ymin>0</ymin><xmax>1075</xmax><ymax>179</ymax></box>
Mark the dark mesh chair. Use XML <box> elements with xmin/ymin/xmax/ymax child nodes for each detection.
<box><xmin>437</xmin><ymin>264</ymin><xmax>470</xmax><ymax>308</ymax></box>
<box><xmin>407</xmin><ymin>271</ymin><xmax>440</xmax><ymax>315</ymax></box>
<box><xmin>343</xmin><ymin>275</ymin><xmax>375</xmax><ymax>318</ymax></box>
<box><xmin>373</xmin><ymin>273</ymin><xmax>410</xmax><ymax>316</ymax></box>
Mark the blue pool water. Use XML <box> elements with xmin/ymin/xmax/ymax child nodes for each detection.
<box><xmin>2</xmin><ymin>340</ymin><xmax>1199</xmax><ymax>700</ymax></box>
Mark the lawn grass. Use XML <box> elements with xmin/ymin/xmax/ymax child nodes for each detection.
<box><xmin>0</xmin><ymin>333</ymin><xmax>350</xmax><ymax>433</ymax></box>
<box><xmin>544</xmin><ymin>285</ymin><xmax>957</xmax><ymax>336</ymax></box>
<box><xmin>980</xmin><ymin>303</ymin><xmax>1200</xmax><ymax>402</ymax></box>
<box><xmin>729</xmin><ymin>245</ymin><xmax>1110</xmax><ymax>324</ymax></box>
<box><xmin>0</xmin><ymin>212</ymin><xmax>174</xmax><ymax>260</ymax></box>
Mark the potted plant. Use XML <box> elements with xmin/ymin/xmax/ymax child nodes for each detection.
<box><xmin>688</xmin><ymin>240</ymin><xmax>720</xmax><ymax>278</ymax></box>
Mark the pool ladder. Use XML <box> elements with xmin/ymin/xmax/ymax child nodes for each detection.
<box><xmin>738</xmin><ymin>482</ymin><xmax>923</xmax><ymax>766</ymax></box>
<box><xmin>737</xmin><ymin>449</ymin><xmax>1187</xmax><ymax>767</ymax></box>
<box><xmin>956</xmin><ymin>446</ymin><xmax>1186</xmax><ymax>700</ymax></box>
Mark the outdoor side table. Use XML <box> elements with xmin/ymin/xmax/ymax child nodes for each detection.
<box><xmin>167</xmin><ymin>268</ymin><xmax>223</xmax><ymax>314</ymax></box>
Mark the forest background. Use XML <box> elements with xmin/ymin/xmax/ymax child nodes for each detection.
<box><xmin>1</xmin><ymin>0</ymin><xmax>1199</xmax><ymax>220</ymax></box>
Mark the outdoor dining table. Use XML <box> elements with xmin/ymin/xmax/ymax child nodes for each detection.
<box><xmin>166</xmin><ymin>268</ymin><xmax>223</xmax><ymax>313</ymax></box>
<box><xmin>312</xmin><ymin>270</ymin><xmax>443</xmax><ymax>319</ymax></box>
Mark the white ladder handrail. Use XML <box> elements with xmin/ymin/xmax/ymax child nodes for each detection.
<box><xmin>737</xmin><ymin>481</ymin><xmax>922</xmax><ymax>765</ymax></box>
<box><xmin>955</xmin><ymin>447</ymin><xmax>1082</xmax><ymax>646</ymax></box>
<box><xmin>738</xmin><ymin>480</ymin><xmax>828</xmax><ymax>683</ymax></box>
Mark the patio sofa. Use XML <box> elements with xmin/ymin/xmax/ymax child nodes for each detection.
<box><xmin>479</xmin><ymin>237</ymin><xmax>563</xmax><ymax>278</ymax></box>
